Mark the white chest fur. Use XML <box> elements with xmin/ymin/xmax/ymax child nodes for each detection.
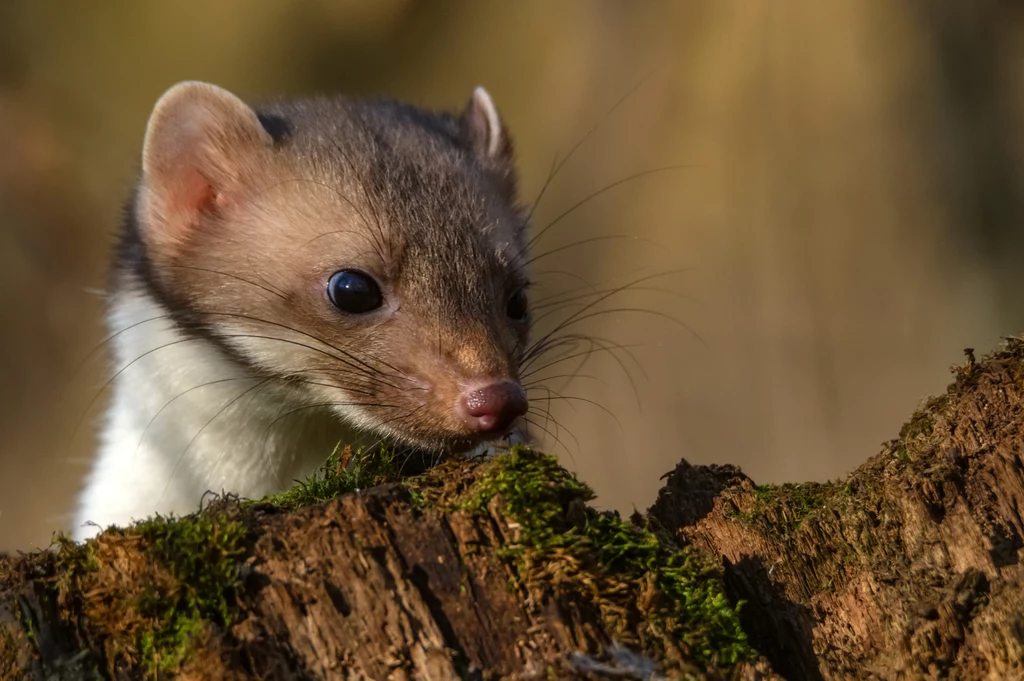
<box><xmin>72</xmin><ymin>288</ymin><xmax>351</xmax><ymax>541</ymax></box>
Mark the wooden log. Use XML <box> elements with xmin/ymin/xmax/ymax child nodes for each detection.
<box><xmin>649</xmin><ymin>340</ymin><xmax>1024</xmax><ymax>679</ymax></box>
<box><xmin>0</xmin><ymin>450</ymin><xmax>770</xmax><ymax>679</ymax></box>
<box><xmin>6</xmin><ymin>338</ymin><xmax>1024</xmax><ymax>679</ymax></box>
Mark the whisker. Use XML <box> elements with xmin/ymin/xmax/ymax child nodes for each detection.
<box><xmin>522</xmin><ymin>234</ymin><xmax>666</xmax><ymax>270</ymax></box>
<box><xmin>133</xmin><ymin>371</ymin><xmax>375</xmax><ymax>459</ymax></box>
<box><xmin>522</xmin><ymin>335</ymin><xmax>647</xmax><ymax>376</ymax></box>
<box><xmin>66</xmin><ymin>313</ymin><xmax>172</xmax><ymax>384</ymax></box>
<box><xmin>258</xmin><ymin>401</ymin><xmax>400</xmax><ymax>458</ymax></box>
<box><xmin>72</xmin><ymin>330</ymin><xmax>397</xmax><ymax>447</ymax></box>
<box><xmin>515</xmin><ymin>165</ymin><xmax>691</xmax><ymax>265</ymax></box>
<box><xmin>163</xmin><ymin>264</ymin><xmax>288</xmax><ymax>300</ymax></box>
<box><xmin>72</xmin><ymin>336</ymin><xmax>208</xmax><ymax>445</ymax></box>
<box><xmin>543</xmin><ymin>307</ymin><xmax>705</xmax><ymax>348</ymax></box>
<box><xmin>204</xmin><ymin>377</ymin><xmax>285</xmax><ymax>488</ymax></box>
<box><xmin>522</xmin><ymin>268</ymin><xmax>696</xmax><ymax>366</ymax></box>
<box><xmin>535</xmin><ymin>390</ymin><xmax>623</xmax><ymax>432</ymax></box>
<box><xmin>133</xmin><ymin>376</ymin><xmax>261</xmax><ymax>458</ymax></box>
<box><xmin>523</xmin><ymin>373</ymin><xmax>604</xmax><ymax>389</ymax></box>
<box><xmin>533</xmin><ymin>283</ymin><xmax>700</xmax><ymax>313</ymax></box>
<box><xmin>522</xmin><ymin>416</ymin><xmax>577</xmax><ymax>464</ymax></box>
<box><xmin>156</xmin><ymin>378</ymin><xmax>275</xmax><ymax>508</ymax></box>
<box><xmin>200</xmin><ymin>311</ymin><xmax>408</xmax><ymax>383</ymax></box>
<box><xmin>521</xmin><ymin>337</ymin><xmax>645</xmax><ymax>409</ymax></box>
<box><xmin>524</xmin><ymin>60</ymin><xmax>666</xmax><ymax>223</ymax></box>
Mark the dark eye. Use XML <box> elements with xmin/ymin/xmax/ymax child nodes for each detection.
<box><xmin>506</xmin><ymin>287</ymin><xmax>528</xmax><ymax>321</ymax></box>
<box><xmin>328</xmin><ymin>270</ymin><xmax>383</xmax><ymax>314</ymax></box>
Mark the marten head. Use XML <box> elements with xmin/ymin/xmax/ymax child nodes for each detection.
<box><xmin>122</xmin><ymin>81</ymin><xmax>531</xmax><ymax>453</ymax></box>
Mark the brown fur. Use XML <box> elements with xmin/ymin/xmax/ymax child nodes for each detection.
<box><xmin>121</xmin><ymin>82</ymin><xmax>531</xmax><ymax>453</ymax></box>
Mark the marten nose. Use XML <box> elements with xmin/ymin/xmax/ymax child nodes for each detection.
<box><xmin>458</xmin><ymin>381</ymin><xmax>528</xmax><ymax>434</ymax></box>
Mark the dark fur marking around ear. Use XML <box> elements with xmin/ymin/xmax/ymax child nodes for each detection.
<box><xmin>256</xmin><ymin>112</ymin><xmax>292</xmax><ymax>144</ymax></box>
<box><xmin>114</xmin><ymin>189</ymin><xmax>260</xmax><ymax>374</ymax></box>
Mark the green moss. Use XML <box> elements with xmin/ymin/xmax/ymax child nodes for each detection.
<box><xmin>450</xmin><ymin>447</ymin><xmax>754</xmax><ymax>668</ymax></box>
<box><xmin>0</xmin><ymin>624</ymin><xmax>22</xmax><ymax>679</ymax></box>
<box><xmin>130</xmin><ymin>512</ymin><xmax>245</xmax><ymax>673</ymax></box>
<box><xmin>47</xmin><ymin>445</ymin><xmax>753</xmax><ymax>673</ymax></box>
<box><xmin>899</xmin><ymin>410</ymin><xmax>935</xmax><ymax>442</ymax></box>
<box><xmin>52</xmin><ymin>509</ymin><xmax>246</xmax><ymax>675</ymax></box>
<box><xmin>54</xmin><ymin>532</ymin><xmax>99</xmax><ymax>591</ymax></box>
<box><xmin>255</xmin><ymin>444</ymin><xmax>401</xmax><ymax>510</ymax></box>
<box><xmin>11</xmin><ymin>594</ymin><xmax>37</xmax><ymax>649</ymax></box>
<box><xmin>894</xmin><ymin>397</ymin><xmax>946</xmax><ymax>462</ymax></box>
<box><xmin>730</xmin><ymin>481</ymin><xmax>832</xmax><ymax>532</ymax></box>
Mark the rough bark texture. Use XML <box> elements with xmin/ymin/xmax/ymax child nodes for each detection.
<box><xmin>0</xmin><ymin>451</ymin><xmax>767</xmax><ymax>680</ymax></box>
<box><xmin>649</xmin><ymin>340</ymin><xmax>1024</xmax><ymax>680</ymax></box>
<box><xmin>4</xmin><ymin>338</ymin><xmax>1024</xmax><ymax>680</ymax></box>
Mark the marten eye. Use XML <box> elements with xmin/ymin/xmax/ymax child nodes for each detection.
<box><xmin>506</xmin><ymin>288</ymin><xmax>528</xmax><ymax>321</ymax></box>
<box><xmin>328</xmin><ymin>270</ymin><xmax>383</xmax><ymax>314</ymax></box>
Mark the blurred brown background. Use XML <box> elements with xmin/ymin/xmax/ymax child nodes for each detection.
<box><xmin>3</xmin><ymin>1</ymin><xmax>1024</xmax><ymax>551</ymax></box>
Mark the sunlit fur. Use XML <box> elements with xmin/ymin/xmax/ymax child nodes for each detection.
<box><xmin>73</xmin><ymin>83</ymin><xmax>531</xmax><ymax>540</ymax></box>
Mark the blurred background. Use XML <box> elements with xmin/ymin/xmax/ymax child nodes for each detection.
<box><xmin>3</xmin><ymin>1</ymin><xmax>1024</xmax><ymax>551</ymax></box>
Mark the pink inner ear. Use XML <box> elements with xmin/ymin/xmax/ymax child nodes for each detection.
<box><xmin>155</xmin><ymin>159</ymin><xmax>220</xmax><ymax>244</ymax></box>
<box><xmin>141</xmin><ymin>82</ymin><xmax>271</xmax><ymax>251</ymax></box>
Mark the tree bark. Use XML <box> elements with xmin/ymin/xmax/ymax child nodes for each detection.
<box><xmin>649</xmin><ymin>340</ymin><xmax>1024</xmax><ymax>680</ymax></box>
<box><xmin>4</xmin><ymin>339</ymin><xmax>1024</xmax><ymax>680</ymax></box>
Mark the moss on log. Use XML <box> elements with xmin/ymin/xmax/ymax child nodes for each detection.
<box><xmin>0</xmin><ymin>448</ymin><xmax>767</xmax><ymax>680</ymax></box>
<box><xmin>5</xmin><ymin>338</ymin><xmax>1024</xmax><ymax>679</ymax></box>
<box><xmin>649</xmin><ymin>339</ymin><xmax>1024</xmax><ymax>679</ymax></box>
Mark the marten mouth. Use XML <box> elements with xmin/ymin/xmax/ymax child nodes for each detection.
<box><xmin>408</xmin><ymin>430</ymin><xmax>518</xmax><ymax>456</ymax></box>
<box><xmin>386</xmin><ymin>419</ymin><xmax>526</xmax><ymax>457</ymax></box>
<box><xmin>348</xmin><ymin>427</ymin><xmax>521</xmax><ymax>480</ymax></box>
<box><xmin>320</xmin><ymin>383</ymin><xmax>527</xmax><ymax>455</ymax></box>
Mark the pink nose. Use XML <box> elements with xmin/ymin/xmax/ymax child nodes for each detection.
<box><xmin>458</xmin><ymin>381</ymin><xmax>528</xmax><ymax>434</ymax></box>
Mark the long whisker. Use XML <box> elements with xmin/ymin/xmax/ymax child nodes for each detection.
<box><xmin>67</xmin><ymin>313</ymin><xmax>172</xmax><ymax>379</ymax></box>
<box><xmin>163</xmin><ymin>265</ymin><xmax>288</xmax><ymax>300</ymax></box>
<box><xmin>545</xmin><ymin>307</ymin><xmax>704</xmax><ymax>347</ymax></box>
<box><xmin>535</xmin><ymin>390</ymin><xmax>623</xmax><ymax>432</ymax></box>
<box><xmin>132</xmin><ymin>372</ymin><xmax>376</xmax><ymax>458</ymax></box>
<box><xmin>133</xmin><ymin>376</ymin><xmax>260</xmax><ymax>458</ymax></box>
<box><xmin>72</xmin><ymin>331</ymin><xmax>397</xmax><ymax>446</ymax></box>
<box><xmin>521</xmin><ymin>337</ymin><xmax>645</xmax><ymax>410</ymax></box>
<box><xmin>523</xmin><ymin>373</ymin><xmax>604</xmax><ymax>389</ymax></box>
<box><xmin>521</xmin><ymin>335</ymin><xmax>647</xmax><ymax>376</ymax></box>
<box><xmin>522</xmin><ymin>268</ymin><xmax>695</xmax><ymax>365</ymax></box>
<box><xmin>533</xmin><ymin>282</ymin><xmax>699</xmax><ymax>312</ymax></box>
<box><xmin>522</xmin><ymin>234</ymin><xmax>665</xmax><ymax>269</ymax></box>
<box><xmin>525</xmin><ymin>60</ymin><xmax>666</xmax><ymax>222</ymax></box>
<box><xmin>516</xmin><ymin>166</ymin><xmax>691</xmax><ymax>265</ymax></box>
<box><xmin>257</xmin><ymin>401</ymin><xmax>400</xmax><ymax>461</ymax></box>
<box><xmin>522</xmin><ymin>416</ymin><xmax>577</xmax><ymax>463</ymax></box>
<box><xmin>201</xmin><ymin>311</ymin><xmax>408</xmax><ymax>382</ymax></box>
<box><xmin>127</xmin><ymin>264</ymin><xmax>410</xmax><ymax>382</ymax></box>
<box><xmin>156</xmin><ymin>378</ymin><xmax>275</xmax><ymax>508</ymax></box>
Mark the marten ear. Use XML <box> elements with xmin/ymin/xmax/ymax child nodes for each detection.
<box><xmin>459</xmin><ymin>87</ymin><xmax>517</xmax><ymax>197</ymax></box>
<box><xmin>459</xmin><ymin>87</ymin><xmax>509</xmax><ymax>161</ymax></box>
<box><xmin>139</xmin><ymin>81</ymin><xmax>273</xmax><ymax>254</ymax></box>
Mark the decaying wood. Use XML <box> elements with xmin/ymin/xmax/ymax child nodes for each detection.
<box><xmin>0</xmin><ymin>456</ymin><xmax>771</xmax><ymax>680</ymax></box>
<box><xmin>649</xmin><ymin>340</ymin><xmax>1024</xmax><ymax>679</ymax></box>
<box><xmin>4</xmin><ymin>338</ymin><xmax>1024</xmax><ymax>680</ymax></box>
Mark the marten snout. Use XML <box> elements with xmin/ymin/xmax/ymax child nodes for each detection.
<box><xmin>457</xmin><ymin>381</ymin><xmax>528</xmax><ymax>434</ymax></box>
